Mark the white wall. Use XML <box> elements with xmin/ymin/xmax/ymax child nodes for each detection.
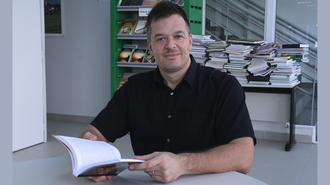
<box><xmin>318</xmin><ymin>1</ymin><xmax>330</xmax><ymax>183</ymax></box>
<box><xmin>0</xmin><ymin>0</ymin><xmax>13</xmax><ymax>182</ymax></box>
<box><xmin>12</xmin><ymin>0</ymin><xmax>46</xmax><ymax>151</ymax></box>
<box><xmin>46</xmin><ymin>0</ymin><xmax>111</xmax><ymax>117</ymax></box>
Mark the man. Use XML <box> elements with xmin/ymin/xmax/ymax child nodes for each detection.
<box><xmin>80</xmin><ymin>1</ymin><xmax>256</xmax><ymax>183</ymax></box>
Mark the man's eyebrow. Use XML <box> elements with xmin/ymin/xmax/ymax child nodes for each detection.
<box><xmin>153</xmin><ymin>30</ymin><xmax>186</xmax><ymax>39</ymax></box>
<box><xmin>154</xmin><ymin>33</ymin><xmax>165</xmax><ymax>38</ymax></box>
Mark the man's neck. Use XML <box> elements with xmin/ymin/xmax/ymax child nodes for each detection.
<box><xmin>160</xmin><ymin>59</ymin><xmax>191</xmax><ymax>90</ymax></box>
<box><xmin>161</xmin><ymin>73</ymin><xmax>184</xmax><ymax>90</ymax></box>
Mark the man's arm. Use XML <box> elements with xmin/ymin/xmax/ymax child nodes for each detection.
<box><xmin>129</xmin><ymin>137</ymin><xmax>254</xmax><ymax>183</ymax></box>
<box><xmin>180</xmin><ymin>137</ymin><xmax>254</xmax><ymax>174</ymax></box>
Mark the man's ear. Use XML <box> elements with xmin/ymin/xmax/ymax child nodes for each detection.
<box><xmin>189</xmin><ymin>34</ymin><xmax>193</xmax><ymax>50</ymax></box>
<box><xmin>147</xmin><ymin>40</ymin><xmax>154</xmax><ymax>56</ymax></box>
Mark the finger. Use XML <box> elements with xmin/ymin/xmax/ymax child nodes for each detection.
<box><xmin>148</xmin><ymin>170</ymin><xmax>158</xmax><ymax>176</ymax></box>
<box><xmin>133</xmin><ymin>152</ymin><xmax>159</xmax><ymax>161</ymax></box>
<box><xmin>88</xmin><ymin>176</ymin><xmax>111</xmax><ymax>182</ymax></box>
<box><xmin>129</xmin><ymin>158</ymin><xmax>161</xmax><ymax>171</ymax></box>
<box><xmin>147</xmin><ymin>170</ymin><xmax>168</xmax><ymax>183</ymax></box>
<box><xmin>83</xmin><ymin>132</ymin><xmax>97</xmax><ymax>141</ymax></box>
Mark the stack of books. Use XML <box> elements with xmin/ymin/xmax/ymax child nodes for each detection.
<box><xmin>223</xmin><ymin>59</ymin><xmax>251</xmax><ymax>84</ymax></box>
<box><xmin>191</xmin><ymin>35</ymin><xmax>214</xmax><ymax>65</ymax></box>
<box><xmin>276</xmin><ymin>43</ymin><xmax>309</xmax><ymax>63</ymax></box>
<box><xmin>247</xmin><ymin>42</ymin><xmax>278</xmax><ymax>59</ymax></box>
<box><xmin>222</xmin><ymin>39</ymin><xmax>264</xmax><ymax>84</ymax></box>
<box><xmin>268</xmin><ymin>56</ymin><xmax>301</xmax><ymax>85</ymax></box>
<box><xmin>245</xmin><ymin>42</ymin><xmax>278</xmax><ymax>85</ymax></box>
<box><xmin>205</xmin><ymin>41</ymin><xmax>228</xmax><ymax>71</ymax></box>
<box><xmin>247</xmin><ymin>58</ymin><xmax>270</xmax><ymax>76</ymax></box>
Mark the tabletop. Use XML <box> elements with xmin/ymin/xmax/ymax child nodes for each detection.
<box><xmin>13</xmin><ymin>157</ymin><xmax>267</xmax><ymax>185</ymax></box>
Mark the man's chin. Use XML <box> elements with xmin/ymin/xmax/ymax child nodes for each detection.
<box><xmin>161</xmin><ymin>64</ymin><xmax>182</xmax><ymax>73</ymax></box>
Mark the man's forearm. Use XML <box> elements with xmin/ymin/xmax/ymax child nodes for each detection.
<box><xmin>179</xmin><ymin>137</ymin><xmax>254</xmax><ymax>175</ymax></box>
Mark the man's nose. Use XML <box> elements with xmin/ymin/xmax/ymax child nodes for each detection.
<box><xmin>166</xmin><ymin>37</ymin><xmax>176</xmax><ymax>49</ymax></box>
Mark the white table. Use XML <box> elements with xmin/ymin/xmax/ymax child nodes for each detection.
<box><xmin>13</xmin><ymin>157</ymin><xmax>267</xmax><ymax>185</ymax></box>
<box><xmin>242</xmin><ymin>83</ymin><xmax>299</xmax><ymax>151</ymax></box>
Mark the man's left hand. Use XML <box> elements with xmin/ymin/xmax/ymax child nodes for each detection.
<box><xmin>128</xmin><ymin>152</ymin><xmax>187</xmax><ymax>183</ymax></box>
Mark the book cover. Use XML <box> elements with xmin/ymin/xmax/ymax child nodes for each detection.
<box><xmin>282</xmin><ymin>44</ymin><xmax>309</xmax><ymax>48</ymax></box>
<box><xmin>143</xmin><ymin>49</ymin><xmax>155</xmax><ymax>63</ymax></box>
<box><xmin>131</xmin><ymin>49</ymin><xmax>146</xmax><ymax>63</ymax></box>
<box><xmin>118</xmin><ymin>20</ymin><xmax>137</xmax><ymax>35</ymax></box>
<box><xmin>117</xmin><ymin>78</ymin><xmax>128</xmax><ymax>89</ymax></box>
<box><xmin>123</xmin><ymin>44</ymin><xmax>139</xmax><ymax>49</ymax></box>
<box><xmin>118</xmin><ymin>44</ymin><xmax>139</xmax><ymax>62</ymax></box>
<box><xmin>119</xmin><ymin>0</ymin><xmax>133</xmax><ymax>6</ymax></box>
<box><xmin>53</xmin><ymin>135</ymin><xmax>143</xmax><ymax>177</ymax></box>
<box><xmin>118</xmin><ymin>48</ymin><xmax>133</xmax><ymax>62</ymax></box>
<box><xmin>134</xmin><ymin>20</ymin><xmax>147</xmax><ymax>34</ymax></box>
<box><xmin>247</xmin><ymin>75</ymin><xmax>270</xmax><ymax>82</ymax></box>
<box><xmin>131</xmin><ymin>0</ymin><xmax>145</xmax><ymax>5</ymax></box>
<box><xmin>143</xmin><ymin>0</ymin><xmax>163</xmax><ymax>6</ymax></box>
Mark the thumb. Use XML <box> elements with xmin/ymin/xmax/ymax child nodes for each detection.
<box><xmin>134</xmin><ymin>152</ymin><xmax>159</xmax><ymax>160</ymax></box>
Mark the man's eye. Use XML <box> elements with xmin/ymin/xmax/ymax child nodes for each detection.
<box><xmin>175</xmin><ymin>35</ymin><xmax>183</xmax><ymax>38</ymax></box>
<box><xmin>157</xmin><ymin>38</ymin><xmax>165</xmax><ymax>41</ymax></box>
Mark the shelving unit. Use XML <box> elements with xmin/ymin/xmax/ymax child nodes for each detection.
<box><xmin>110</xmin><ymin>0</ymin><xmax>204</xmax><ymax>97</ymax></box>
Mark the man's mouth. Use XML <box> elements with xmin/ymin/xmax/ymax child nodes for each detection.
<box><xmin>163</xmin><ymin>51</ymin><xmax>181</xmax><ymax>58</ymax></box>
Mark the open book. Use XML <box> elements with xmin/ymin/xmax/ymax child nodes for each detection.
<box><xmin>53</xmin><ymin>135</ymin><xmax>143</xmax><ymax>177</ymax></box>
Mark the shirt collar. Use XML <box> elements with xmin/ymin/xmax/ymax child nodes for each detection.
<box><xmin>153</xmin><ymin>55</ymin><xmax>197</xmax><ymax>88</ymax></box>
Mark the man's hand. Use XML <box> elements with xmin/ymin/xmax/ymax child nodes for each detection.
<box><xmin>82</xmin><ymin>132</ymin><xmax>113</xmax><ymax>182</ymax></box>
<box><xmin>87</xmin><ymin>176</ymin><xmax>112</xmax><ymax>182</ymax></box>
<box><xmin>128</xmin><ymin>152</ymin><xmax>187</xmax><ymax>183</ymax></box>
<box><xmin>82</xmin><ymin>131</ymin><xmax>97</xmax><ymax>141</ymax></box>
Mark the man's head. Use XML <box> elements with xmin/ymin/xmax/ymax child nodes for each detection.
<box><xmin>146</xmin><ymin>1</ymin><xmax>192</xmax><ymax>74</ymax></box>
<box><xmin>146</xmin><ymin>1</ymin><xmax>191</xmax><ymax>41</ymax></box>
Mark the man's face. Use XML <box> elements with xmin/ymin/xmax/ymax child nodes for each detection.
<box><xmin>147</xmin><ymin>14</ymin><xmax>192</xmax><ymax>74</ymax></box>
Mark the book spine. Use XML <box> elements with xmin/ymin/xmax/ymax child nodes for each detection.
<box><xmin>282</xmin><ymin>44</ymin><xmax>309</xmax><ymax>48</ymax></box>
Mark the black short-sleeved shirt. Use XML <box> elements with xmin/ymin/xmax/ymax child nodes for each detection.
<box><xmin>92</xmin><ymin>55</ymin><xmax>256</xmax><ymax>155</ymax></box>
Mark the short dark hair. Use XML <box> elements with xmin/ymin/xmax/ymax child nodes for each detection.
<box><xmin>146</xmin><ymin>1</ymin><xmax>191</xmax><ymax>41</ymax></box>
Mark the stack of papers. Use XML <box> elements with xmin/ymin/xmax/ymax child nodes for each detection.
<box><xmin>205</xmin><ymin>41</ymin><xmax>228</xmax><ymax>70</ymax></box>
<box><xmin>191</xmin><ymin>35</ymin><xmax>215</xmax><ymax>65</ymax></box>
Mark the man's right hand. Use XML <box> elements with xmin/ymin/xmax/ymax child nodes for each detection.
<box><xmin>82</xmin><ymin>132</ymin><xmax>97</xmax><ymax>141</ymax></box>
<box><xmin>82</xmin><ymin>131</ymin><xmax>113</xmax><ymax>182</ymax></box>
<box><xmin>87</xmin><ymin>176</ymin><xmax>112</xmax><ymax>182</ymax></box>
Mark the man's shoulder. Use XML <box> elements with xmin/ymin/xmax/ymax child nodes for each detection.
<box><xmin>125</xmin><ymin>70</ymin><xmax>155</xmax><ymax>87</ymax></box>
<box><xmin>128</xmin><ymin>70</ymin><xmax>154</xmax><ymax>80</ymax></box>
<box><xmin>196</xmin><ymin>65</ymin><xmax>242</xmax><ymax>91</ymax></box>
<box><xmin>198</xmin><ymin>65</ymin><xmax>235</xmax><ymax>81</ymax></box>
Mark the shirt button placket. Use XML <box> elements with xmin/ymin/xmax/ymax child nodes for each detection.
<box><xmin>165</xmin><ymin>91</ymin><xmax>174</xmax><ymax>149</ymax></box>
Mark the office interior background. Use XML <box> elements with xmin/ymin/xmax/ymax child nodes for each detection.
<box><xmin>5</xmin><ymin>0</ymin><xmax>329</xmax><ymax>184</ymax></box>
<box><xmin>44</xmin><ymin>0</ymin><xmax>317</xmax><ymax>141</ymax></box>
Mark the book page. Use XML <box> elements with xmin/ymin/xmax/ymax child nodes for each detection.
<box><xmin>55</xmin><ymin>136</ymin><xmax>122</xmax><ymax>175</ymax></box>
<box><xmin>54</xmin><ymin>135</ymin><xmax>143</xmax><ymax>176</ymax></box>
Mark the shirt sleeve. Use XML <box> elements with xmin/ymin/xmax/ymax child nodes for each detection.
<box><xmin>90</xmin><ymin>79</ymin><xmax>131</xmax><ymax>143</ymax></box>
<box><xmin>215</xmin><ymin>75</ymin><xmax>257</xmax><ymax>145</ymax></box>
